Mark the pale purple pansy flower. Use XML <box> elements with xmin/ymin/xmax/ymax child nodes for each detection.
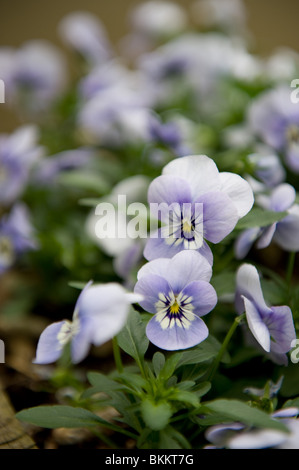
<box><xmin>247</xmin><ymin>149</ymin><xmax>286</xmax><ymax>188</ymax></box>
<box><xmin>205</xmin><ymin>407</ymin><xmax>299</xmax><ymax>449</ymax></box>
<box><xmin>248</xmin><ymin>85</ymin><xmax>299</xmax><ymax>173</ymax></box>
<box><xmin>34</xmin><ymin>281</ymin><xmax>143</xmax><ymax>364</ymax></box>
<box><xmin>134</xmin><ymin>250</ymin><xmax>217</xmax><ymax>351</ymax></box>
<box><xmin>235</xmin><ymin>183</ymin><xmax>299</xmax><ymax>258</ymax></box>
<box><xmin>86</xmin><ymin>175</ymin><xmax>150</xmax><ymax>287</ymax></box>
<box><xmin>0</xmin><ymin>203</ymin><xmax>38</xmax><ymax>274</ymax></box>
<box><xmin>78</xmin><ymin>86</ymin><xmax>157</xmax><ymax>147</ymax></box>
<box><xmin>235</xmin><ymin>264</ymin><xmax>296</xmax><ymax>363</ymax></box>
<box><xmin>129</xmin><ymin>1</ymin><xmax>187</xmax><ymax>40</ymax></box>
<box><xmin>191</xmin><ymin>0</ymin><xmax>247</xmax><ymax>35</ymax></box>
<box><xmin>0</xmin><ymin>125</ymin><xmax>43</xmax><ymax>205</ymax></box>
<box><xmin>144</xmin><ymin>155</ymin><xmax>254</xmax><ymax>264</ymax></box>
<box><xmin>3</xmin><ymin>40</ymin><xmax>67</xmax><ymax>115</ymax></box>
<box><xmin>58</xmin><ymin>11</ymin><xmax>112</xmax><ymax>67</ymax></box>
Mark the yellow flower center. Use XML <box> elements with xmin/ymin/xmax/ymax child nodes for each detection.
<box><xmin>169</xmin><ymin>300</ymin><xmax>180</xmax><ymax>314</ymax></box>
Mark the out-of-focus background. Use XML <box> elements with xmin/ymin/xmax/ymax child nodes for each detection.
<box><xmin>0</xmin><ymin>0</ymin><xmax>299</xmax><ymax>132</ymax></box>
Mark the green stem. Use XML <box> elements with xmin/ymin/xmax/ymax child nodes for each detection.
<box><xmin>286</xmin><ymin>252</ymin><xmax>296</xmax><ymax>293</ymax></box>
<box><xmin>207</xmin><ymin>314</ymin><xmax>245</xmax><ymax>382</ymax></box>
<box><xmin>112</xmin><ymin>337</ymin><xmax>123</xmax><ymax>374</ymax></box>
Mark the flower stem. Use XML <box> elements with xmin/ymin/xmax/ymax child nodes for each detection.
<box><xmin>286</xmin><ymin>252</ymin><xmax>296</xmax><ymax>292</ymax></box>
<box><xmin>207</xmin><ymin>314</ymin><xmax>245</xmax><ymax>382</ymax></box>
<box><xmin>112</xmin><ymin>337</ymin><xmax>123</xmax><ymax>374</ymax></box>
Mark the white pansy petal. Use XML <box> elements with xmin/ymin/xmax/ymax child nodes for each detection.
<box><xmin>162</xmin><ymin>155</ymin><xmax>221</xmax><ymax>199</ymax></box>
<box><xmin>243</xmin><ymin>296</ymin><xmax>271</xmax><ymax>352</ymax></box>
<box><xmin>137</xmin><ymin>257</ymin><xmax>171</xmax><ymax>280</ymax></box>
<box><xmin>33</xmin><ymin>321</ymin><xmax>67</xmax><ymax>364</ymax></box>
<box><xmin>229</xmin><ymin>429</ymin><xmax>288</xmax><ymax>449</ymax></box>
<box><xmin>236</xmin><ymin>264</ymin><xmax>271</xmax><ymax>313</ymax></box>
<box><xmin>219</xmin><ymin>172</ymin><xmax>254</xmax><ymax>218</ymax></box>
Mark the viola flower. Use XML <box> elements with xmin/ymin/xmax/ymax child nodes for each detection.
<box><xmin>248</xmin><ymin>85</ymin><xmax>299</xmax><ymax>173</ymax></box>
<box><xmin>0</xmin><ymin>203</ymin><xmax>38</xmax><ymax>274</ymax></box>
<box><xmin>134</xmin><ymin>250</ymin><xmax>217</xmax><ymax>351</ymax></box>
<box><xmin>205</xmin><ymin>408</ymin><xmax>299</xmax><ymax>449</ymax></box>
<box><xmin>144</xmin><ymin>154</ymin><xmax>254</xmax><ymax>264</ymax></box>
<box><xmin>235</xmin><ymin>183</ymin><xmax>299</xmax><ymax>258</ymax></box>
<box><xmin>235</xmin><ymin>264</ymin><xmax>296</xmax><ymax>364</ymax></box>
<box><xmin>58</xmin><ymin>11</ymin><xmax>112</xmax><ymax>67</ymax></box>
<box><xmin>34</xmin><ymin>282</ymin><xmax>143</xmax><ymax>364</ymax></box>
<box><xmin>2</xmin><ymin>40</ymin><xmax>67</xmax><ymax>115</ymax></box>
<box><xmin>86</xmin><ymin>175</ymin><xmax>150</xmax><ymax>287</ymax></box>
<box><xmin>0</xmin><ymin>125</ymin><xmax>43</xmax><ymax>205</ymax></box>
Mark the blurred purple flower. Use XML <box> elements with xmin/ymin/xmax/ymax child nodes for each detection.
<box><xmin>248</xmin><ymin>85</ymin><xmax>299</xmax><ymax>173</ymax></box>
<box><xmin>0</xmin><ymin>203</ymin><xmax>38</xmax><ymax>274</ymax></box>
<box><xmin>134</xmin><ymin>250</ymin><xmax>217</xmax><ymax>350</ymax></box>
<box><xmin>205</xmin><ymin>407</ymin><xmax>299</xmax><ymax>449</ymax></box>
<box><xmin>235</xmin><ymin>264</ymin><xmax>296</xmax><ymax>363</ymax></box>
<box><xmin>0</xmin><ymin>125</ymin><xmax>43</xmax><ymax>205</ymax></box>
<box><xmin>34</xmin><ymin>281</ymin><xmax>143</xmax><ymax>364</ymax></box>
<box><xmin>1</xmin><ymin>40</ymin><xmax>67</xmax><ymax>115</ymax></box>
<box><xmin>144</xmin><ymin>155</ymin><xmax>254</xmax><ymax>264</ymax></box>
<box><xmin>58</xmin><ymin>11</ymin><xmax>112</xmax><ymax>67</ymax></box>
<box><xmin>235</xmin><ymin>183</ymin><xmax>299</xmax><ymax>258</ymax></box>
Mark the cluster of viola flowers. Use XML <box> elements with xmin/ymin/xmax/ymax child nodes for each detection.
<box><xmin>1</xmin><ymin>0</ymin><xmax>299</xmax><ymax>449</ymax></box>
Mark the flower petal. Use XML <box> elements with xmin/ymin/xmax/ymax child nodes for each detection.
<box><xmin>33</xmin><ymin>321</ymin><xmax>67</xmax><ymax>364</ymax></box>
<box><xmin>219</xmin><ymin>172</ymin><xmax>254</xmax><ymax>218</ymax></box>
<box><xmin>256</xmin><ymin>223</ymin><xmax>277</xmax><ymax>249</ymax></box>
<box><xmin>235</xmin><ymin>263</ymin><xmax>271</xmax><ymax>315</ymax></box>
<box><xmin>196</xmin><ymin>192</ymin><xmax>239</xmax><ymax>243</ymax></box>
<box><xmin>274</xmin><ymin>205</ymin><xmax>299</xmax><ymax>251</ymax></box>
<box><xmin>143</xmin><ymin>228</ymin><xmax>184</xmax><ymax>260</ymax></box>
<box><xmin>134</xmin><ymin>274</ymin><xmax>172</xmax><ymax>313</ymax></box>
<box><xmin>229</xmin><ymin>429</ymin><xmax>288</xmax><ymax>449</ymax></box>
<box><xmin>162</xmin><ymin>154</ymin><xmax>221</xmax><ymax>199</ymax></box>
<box><xmin>180</xmin><ymin>280</ymin><xmax>217</xmax><ymax>316</ymax></box>
<box><xmin>166</xmin><ymin>250</ymin><xmax>213</xmax><ymax>291</ymax></box>
<box><xmin>235</xmin><ymin>227</ymin><xmax>260</xmax><ymax>259</ymax></box>
<box><xmin>243</xmin><ymin>296</ymin><xmax>271</xmax><ymax>352</ymax></box>
<box><xmin>148</xmin><ymin>174</ymin><xmax>192</xmax><ymax>207</ymax></box>
<box><xmin>269</xmin><ymin>184</ymin><xmax>296</xmax><ymax>212</ymax></box>
<box><xmin>263</xmin><ymin>306</ymin><xmax>296</xmax><ymax>354</ymax></box>
<box><xmin>146</xmin><ymin>313</ymin><xmax>209</xmax><ymax>350</ymax></box>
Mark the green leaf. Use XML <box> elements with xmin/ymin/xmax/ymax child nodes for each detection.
<box><xmin>58</xmin><ymin>171</ymin><xmax>110</xmax><ymax>194</ymax></box>
<box><xmin>83</xmin><ymin>372</ymin><xmax>127</xmax><ymax>398</ymax></box>
<box><xmin>141</xmin><ymin>399</ymin><xmax>172</xmax><ymax>431</ymax></box>
<box><xmin>177</xmin><ymin>336</ymin><xmax>225</xmax><ymax>366</ymax></box>
<box><xmin>159</xmin><ymin>353</ymin><xmax>182</xmax><ymax>381</ymax></box>
<box><xmin>152</xmin><ymin>352</ymin><xmax>166</xmax><ymax>377</ymax></box>
<box><xmin>211</xmin><ymin>271</ymin><xmax>236</xmax><ymax>298</ymax></box>
<box><xmin>117</xmin><ymin>310</ymin><xmax>149</xmax><ymax>362</ymax></box>
<box><xmin>203</xmin><ymin>399</ymin><xmax>289</xmax><ymax>432</ymax></box>
<box><xmin>193</xmin><ymin>381</ymin><xmax>211</xmax><ymax>398</ymax></box>
<box><xmin>236</xmin><ymin>208</ymin><xmax>288</xmax><ymax>230</ymax></box>
<box><xmin>17</xmin><ymin>405</ymin><xmax>113</xmax><ymax>430</ymax></box>
<box><xmin>173</xmin><ymin>390</ymin><xmax>200</xmax><ymax>408</ymax></box>
<box><xmin>283</xmin><ymin>398</ymin><xmax>299</xmax><ymax>409</ymax></box>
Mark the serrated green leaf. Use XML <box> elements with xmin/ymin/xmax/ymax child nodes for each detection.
<box><xmin>203</xmin><ymin>399</ymin><xmax>289</xmax><ymax>432</ymax></box>
<box><xmin>236</xmin><ymin>208</ymin><xmax>288</xmax><ymax>230</ymax></box>
<box><xmin>117</xmin><ymin>310</ymin><xmax>149</xmax><ymax>362</ymax></box>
